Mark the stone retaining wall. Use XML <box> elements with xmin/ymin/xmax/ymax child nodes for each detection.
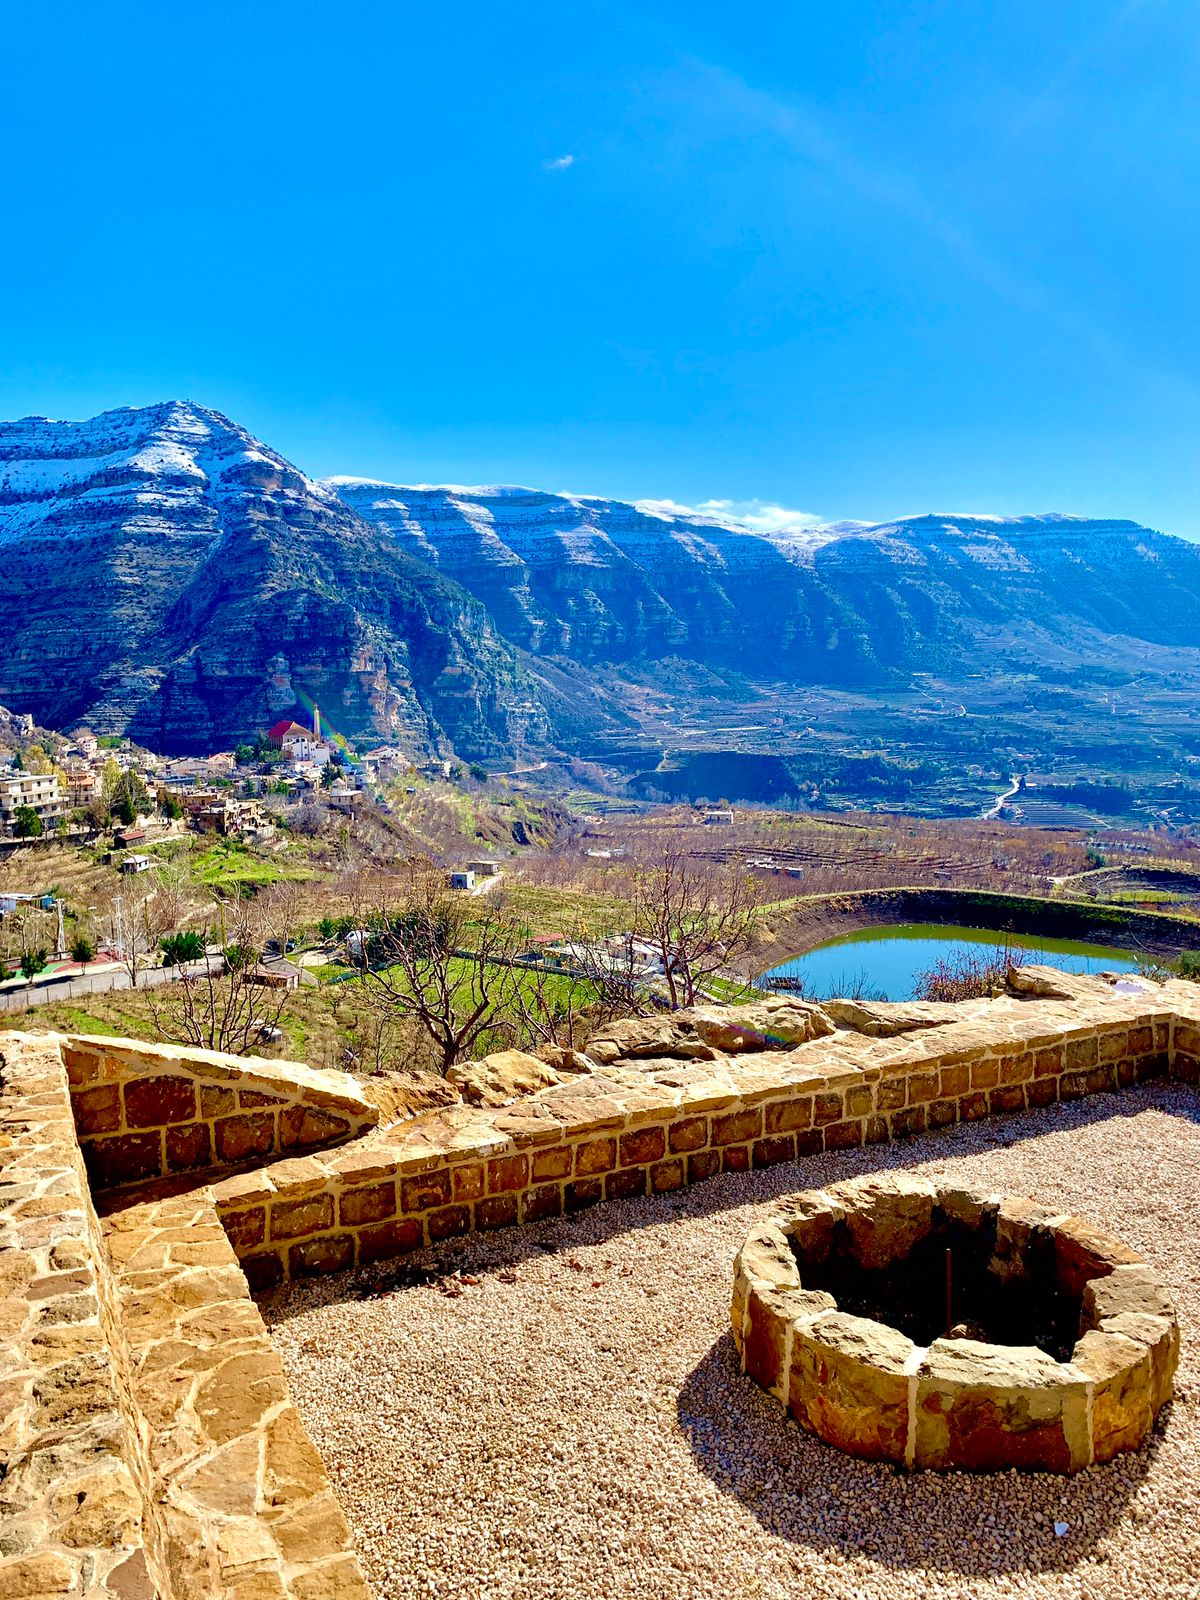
<box><xmin>62</xmin><ymin>1035</ymin><xmax>376</xmax><ymax>1192</ymax></box>
<box><xmin>1</xmin><ymin>1033</ymin><xmax>171</xmax><ymax>1599</ymax></box>
<box><xmin>1173</xmin><ymin>1017</ymin><xmax>1200</xmax><ymax>1082</ymax></box>
<box><xmin>102</xmin><ymin>1187</ymin><xmax>369</xmax><ymax>1599</ymax></box>
<box><xmin>5</xmin><ymin>973</ymin><xmax>1200</xmax><ymax>1598</ymax></box>
<box><xmin>1</xmin><ymin>1032</ymin><xmax>372</xmax><ymax>1600</ymax></box>
<box><xmin>211</xmin><ymin>987</ymin><xmax>1187</xmax><ymax>1291</ymax></box>
<box><xmin>756</xmin><ymin>885</ymin><xmax>1200</xmax><ymax>964</ymax></box>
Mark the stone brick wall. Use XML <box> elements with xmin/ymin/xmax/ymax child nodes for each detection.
<box><xmin>0</xmin><ymin>1032</ymin><xmax>172</xmax><ymax>1599</ymax></box>
<box><xmin>1173</xmin><ymin>1017</ymin><xmax>1200</xmax><ymax>1084</ymax></box>
<box><xmin>62</xmin><ymin>1035</ymin><xmax>376</xmax><ymax>1191</ymax></box>
<box><xmin>0</xmin><ymin>1031</ymin><xmax>372</xmax><ymax>1600</ymax></box>
<box><xmin>209</xmin><ymin>984</ymin><xmax>1195</xmax><ymax>1291</ymax></box>
<box><xmin>6</xmin><ymin>978</ymin><xmax>1200</xmax><ymax>1598</ymax></box>
<box><xmin>102</xmin><ymin>1187</ymin><xmax>370</xmax><ymax>1599</ymax></box>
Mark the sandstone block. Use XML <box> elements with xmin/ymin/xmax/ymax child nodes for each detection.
<box><xmin>400</xmin><ymin>1170</ymin><xmax>452</xmax><ymax>1213</ymax></box>
<box><xmin>690</xmin><ymin>998</ymin><xmax>834</xmax><ymax>1052</ymax></box>
<box><xmin>215</xmin><ymin>1112</ymin><xmax>276</xmax><ymax>1165</ymax></box>
<box><xmin>522</xmin><ymin>1184</ymin><xmax>563</xmax><ymax>1222</ymax></box>
<box><xmin>531</xmin><ymin>1146</ymin><xmax>572</xmax><ymax>1181</ymax></box>
<box><xmin>1081</xmin><ymin>1263</ymin><xmax>1174</xmax><ymax>1326</ymax></box>
<box><xmin>289</xmin><ymin>1234</ymin><xmax>355</xmax><ymax>1277</ymax></box>
<box><xmin>270</xmin><ymin>1194</ymin><xmax>334</xmax><ymax>1241</ymax></box>
<box><xmin>280</xmin><ymin>1106</ymin><xmax>351</xmax><ymax>1150</ymax></box>
<box><xmin>914</xmin><ymin>1339</ymin><xmax>1089</xmax><ymax>1472</ymax></box>
<box><xmin>711</xmin><ymin>1108</ymin><xmax>762</xmax><ymax>1146</ymax></box>
<box><xmin>86</xmin><ymin>1132</ymin><xmax>162</xmax><ymax>1190</ymax></box>
<box><xmin>1054</xmin><ymin>1216</ymin><xmax>1143</xmax><ymax>1298</ymax></box>
<box><xmin>71</xmin><ymin>1083</ymin><xmax>121</xmax><ymax>1136</ymax></box>
<box><xmin>338</xmin><ymin>1182</ymin><xmax>396</xmax><ymax>1227</ymax></box>
<box><xmin>831</xmin><ymin>1172</ymin><xmax>936</xmax><ymax>1271</ymax></box>
<box><xmin>487</xmin><ymin>1153</ymin><xmax>529</xmax><ymax>1193</ymax></box>
<box><xmin>0</xmin><ymin>1551</ymin><xmax>77</xmax><ymax>1597</ymax></box>
<box><xmin>824</xmin><ymin>1119</ymin><xmax>863</xmax><ymax>1151</ymax></box>
<box><xmin>356</xmin><ymin>1217</ymin><xmax>423</xmax><ymax>1262</ymax></box>
<box><xmin>1071</xmin><ymin>1329</ymin><xmax>1153</xmax><ymax>1462</ymax></box>
<box><xmin>51</xmin><ymin>1464</ymin><xmax>142</xmax><ymax>1549</ymax></box>
<box><xmin>427</xmin><ymin>1204</ymin><xmax>470</xmax><ymax>1241</ymax></box>
<box><xmin>753</xmin><ymin>1134</ymin><xmax>796</xmax><ymax>1167</ymax></box>
<box><xmin>789</xmin><ymin>1311</ymin><xmax>913</xmax><ymax>1464</ymax></box>
<box><xmin>606</xmin><ymin>1167</ymin><xmax>647</xmax><ymax>1200</ymax></box>
<box><xmin>575</xmin><ymin>1137</ymin><xmax>617</xmax><ymax>1175</ymax></box>
<box><xmin>477</xmin><ymin>1194</ymin><xmax>519</xmax><ymax>1230</ymax></box>
<box><xmin>447</xmin><ymin>1049</ymin><xmax>561</xmax><ymax>1107</ymax></box>
<box><xmin>764</xmin><ymin>1097</ymin><xmax>812</xmax><ymax>1133</ymax></box>
<box><xmin>124</xmin><ymin>1075</ymin><xmax>195</xmax><ymax>1128</ymax></box>
<box><xmin>620</xmin><ymin>1126</ymin><xmax>665</xmax><ymax>1166</ymax></box>
<box><xmin>651</xmin><ymin>1158</ymin><xmax>684</xmax><ymax>1193</ymax></box>
<box><xmin>668</xmin><ymin>1116</ymin><xmax>708</xmax><ymax>1151</ymax></box>
<box><xmin>201</xmin><ymin>1085</ymin><xmax>236</xmax><ymax>1117</ymax></box>
<box><xmin>166</xmin><ymin>1121</ymin><xmax>212</xmax><ymax>1173</ymax></box>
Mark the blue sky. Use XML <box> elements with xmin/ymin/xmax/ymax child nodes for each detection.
<box><xmin>3</xmin><ymin>1</ymin><xmax>1199</xmax><ymax>535</ymax></box>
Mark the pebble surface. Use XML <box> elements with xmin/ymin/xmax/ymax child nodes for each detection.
<box><xmin>263</xmin><ymin>1084</ymin><xmax>1200</xmax><ymax>1600</ymax></box>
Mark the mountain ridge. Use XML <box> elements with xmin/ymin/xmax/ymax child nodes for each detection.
<box><xmin>3</xmin><ymin>401</ymin><xmax>1200</xmax><ymax>797</ymax></box>
<box><xmin>0</xmin><ymin>401</ymin><xmax>558</xmax><ymax>756</ymax></box>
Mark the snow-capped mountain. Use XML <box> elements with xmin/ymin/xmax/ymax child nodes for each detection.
<box><xmin>3</xmin><ymin>399</ymin><xmax>1200</xmax><ymax>762</ymax></box>
<box><xmin>330</xmin><ymin>480</ymin><xmax>1200</xmax><ymax>679</ymax></box>
<box><xmin>0</xmin><ymin>403</ymin><xmax>551</xmax><ymax>755</ymax></box>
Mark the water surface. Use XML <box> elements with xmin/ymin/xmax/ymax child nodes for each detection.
<box><xmin>761</xmin><ymin>923</ymin><xmax>1138</xmax><ymax>1002</ymax></box>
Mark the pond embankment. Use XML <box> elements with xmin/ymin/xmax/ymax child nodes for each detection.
<box><xmin>751</xmin><ymin>885</ymin><xmax>1200</xmax><ymax>970</ymax></box>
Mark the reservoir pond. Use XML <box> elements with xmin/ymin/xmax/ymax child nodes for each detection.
<box><xmin>760</xmin><ymin>923</ymin><xmax>1140</xmax><ymax>1003</ymax></box>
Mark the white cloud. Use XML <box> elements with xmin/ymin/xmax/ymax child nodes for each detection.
<box><xmin>636</xmin><ymin>496</ymin><xmax>820</xmax><ymax>531</ymax></box>
<box><xmin>542</xmin><ymin>153</ymin><xmax>575</xmax><ymax>171</ymax></box>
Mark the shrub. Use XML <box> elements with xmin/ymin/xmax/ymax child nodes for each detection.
<box><xmin>223</xmin><ymin>942</ymin><xmax>258</xmax><ymax>975</ymax></box>
<box><xmin>20</xmin><ymin>948</ymin><xmax>49</xmax><ymax>980</ymax></box>
<box><xmin>70</xmin><ymin>934</ymin><xmax>96</xmax><ymax>965</ymax></box>
<box><xmin>913</xmin><ymin>943</ymin><xmax>1027</xmax><ymax>1002</ymax></box>
<box><xmin>13</xmin><ymin>805</ymin><xmax>43</xmax><ymax>838</ymax></box>
<box><xmin>160</xmin><ymin>930</ymin><xmax>206</xmax><ymax>967</ymax></box>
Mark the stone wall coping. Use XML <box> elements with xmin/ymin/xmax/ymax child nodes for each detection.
<box><xmin>60</xmin><ymin>1032</ymin><xmax>376</xmax><ymax>1119</ymax></box>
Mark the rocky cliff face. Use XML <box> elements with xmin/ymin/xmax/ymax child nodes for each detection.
<box><xmin>0</xmin><ymin>404</ymin><xmax>552</xmax><ymax>755</ymax></box>
<box><xmin>330</xmin><ymin>483</ymin><xmax>1200</xmax><ymax>682</ymax></box>
<box><xmin>4</xmin><ymin>400</ymin><xmax>1200</xmax><ymax>767</ymax></box>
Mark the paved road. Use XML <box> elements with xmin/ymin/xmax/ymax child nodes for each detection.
<box><xmin>981</xmin><ymin>775</ymin><xmax>1022</xmax><ymax>820</ymax></box>
<box><xmin>0</xmin><ymin>956</ymin><xmax>219</xmax><ymax>1016</ymax></box>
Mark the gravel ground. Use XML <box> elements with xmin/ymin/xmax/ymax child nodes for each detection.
<box><xmin>264</xmin><ymin>1084</ymin><xmax>1200</xmax><ymax>1600</ymax></box>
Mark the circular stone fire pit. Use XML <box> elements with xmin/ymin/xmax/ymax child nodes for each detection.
<box><xmin>732</xmin><ymin>1173</ymin><xmax>1179</xmax><ymax>1472</ymax></box>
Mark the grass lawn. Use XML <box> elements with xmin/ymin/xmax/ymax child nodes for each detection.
<box><xmin>191</xmin><ymin>840</ymin><xmax>319</xmax><ymax>888</ymax></box>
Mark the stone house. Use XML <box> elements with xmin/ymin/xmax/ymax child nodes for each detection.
<box><xmin>0</xmin><ymin>771</ymin><xmax>65</xmax><ymax>834</ymax></box>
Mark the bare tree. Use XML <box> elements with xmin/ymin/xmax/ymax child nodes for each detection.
<box><xmin>563</xmin><ymin>923</ymin><xmax>658</xmax><ymax>1024</ymax></box>
<box><xmin>148</xmin><ymin>894</ymin><xmax>291</xmax><ymax>1055</ymax></box>
<box><xmin>354</xmin><ymin>863</ymin><xmax>544</xmax><ymax>1074</ymax></box>
<box><xmin>149</xmin><ymin>854</ymin><xmax>201</xmax><ymax>935</ymax></box>
<box><xmin>505</xmin><ymin>955</ymin><xmax>588</xmax><ymax>1050</ymax></box>
<box><xmin>625</xmin><ymin>842</ymin><xmax>760</xmax><ymax>1008</ymax></box>
<box><xmin>109</xmin><ymin>890</ymin><xmax>158</xmax><ymax>989</ymax></box>
<box><xmin>258</xmin><ymin>879</ymin><xmax>305</xmax><ymax>955</ymax></box>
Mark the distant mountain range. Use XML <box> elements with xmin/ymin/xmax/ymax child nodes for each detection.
<box><xmin>3</xmin><ymin>402</ymin><xmax>1200</xmax><ymax>797</ymax></box>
